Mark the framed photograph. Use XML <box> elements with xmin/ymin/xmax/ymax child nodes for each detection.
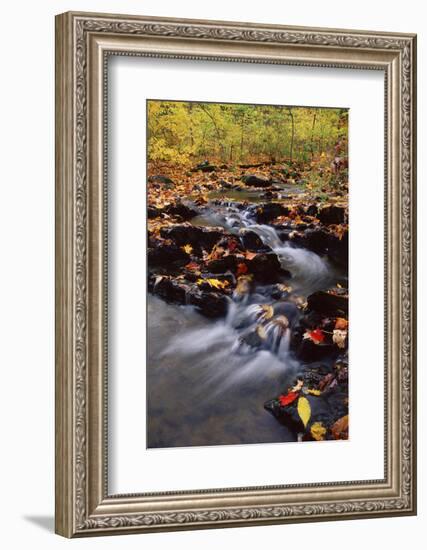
<box><xmin>55</xmin><ymin>11</ymin><xmax>417</xmax><ymax>537</ymax></box>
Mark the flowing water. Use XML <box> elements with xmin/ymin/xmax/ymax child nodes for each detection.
<box><xmin>147</xmin><ymin>197</ymin><xmax>335</xmax><ymax>448</ymax></box>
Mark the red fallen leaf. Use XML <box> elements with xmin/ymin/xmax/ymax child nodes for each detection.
<box><xmin>237</xmin><ymin>262</ymin><xmax>248</xmax><ymax>275</ymax></box>
<box><xmin>228</xmin><ymin>239</ymin><xmax>238</xmax><ymax>252</ymax></box>
<box><xmin>304</xmin><ymin>328</ymin><xmax>325</xmax><ymax>344</ymax></box>
<box><xmin>279</xmin><ymin>391</ymin><xmax>299</xmax><ymax>407</ymax></box>
<box><xmin>185</xmin><ymin>262</ymin><xmax>200</xmax><ymax>271</ymax></box>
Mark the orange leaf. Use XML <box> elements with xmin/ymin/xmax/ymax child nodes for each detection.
<box><xmin>331</xmin><ymin>415</ymin><xmax>349</xmax><ymax>440</ymax></box>
<box><xmin>185</xmin><ymin>262</ymin><xmax>200</xmax><ymax>271</ymax></box>
<box><xmin>237</xmin><ymin>262</ymin><xmax>248</xmax><ymax>275</ymax></box>
<box><xmin>335</xmin><ymin>317</ymin><xmax>348</xmax><ymax>330</ymax></box>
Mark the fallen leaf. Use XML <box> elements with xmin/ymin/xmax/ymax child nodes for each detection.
<box><xmin>297</xmin><ymin>396</ymin><xmax>311</xmax><ymax>428</ymax></box>
<box><xmin>332</xmin><ymin>329</ymin><xmax>347</xmax><ymax>349</ymax></box>
<box><xmin>244</xmin><ymin>251</ymin><xmax>257</xmax><ymax>261</ymax></box>
<box><xmin>277</xmin><ymin>284</ymin><xmax>292</xmax><ymax>293</ymax></box>
<box><xmin>182</xmin><ymin>244</ymin><xmax>193</xmax><ymax>254</ymax></box>
<box><xmin>228</xmin><ymin>239</ymin><xmax>238</xmax><ymax>252</ymax></box>
<box><xmin>303</xmin><ymin>328</ymin><xmax>325</xmax><ymax>344</ymax></box>
<box><xmin>279</xmin><ymin>391</ymin><xmax>299</xmax><ymax>407</ymax></box>
<box><xmin>235</xmin><ymin>276</ymin><xmax>251</xmax><ymax>296</ymax></box>
<box><xmin>256</xmin><ymin>324</ymin><xmax>267</xmax><ymax>340</ymax></box>
<box><xmin>207</xmin><ymin>245</ymin><xmax>225</xmax><ymax>261</ymax></box>
<box><xmin>237</xmin><ymin>262</ymin><xmax>248</xmax><ymax>275</ymax></box>
<box><xmin>331</xmin><ymin>415</ymin><xmax>349</xmax><ymax>440</ymax></box>
<box><xmin>335</xmin><ymin>317</ymin><xmax>349</xmax><ymax>330</ymax></box>
<box><xmin>197</xmin><ymin>278</ymin><xmax>229</xmax><ymax>290</ymax></box>
<box><xmin>311</xmin><ymin>422</ymin><xmax>327</xmax><ymax>441</ymax></box>
<box><xmin>185</xmin><ymin>261</ymin><xmax>200</xmax><ymax>271</ymax></box>
<box><xmin>261</xmin><ymin>304</ymin><xmax>274</xmax><ymax>321</ymax></box>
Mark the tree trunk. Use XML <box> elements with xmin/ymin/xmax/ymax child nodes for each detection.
<box><xmin>240</xmin><ymin>113</ymin><xmax>245</xmax><ymax>161</ymax></box>
<box><xmin>310</xmin><ymin>112</ymin><xmax>317</xmax><ymax>159</ymax></box>
<box><xmin>288</xmin><ymin>108</ymin><xmax>295</xmax><ymax>162</ymax></box>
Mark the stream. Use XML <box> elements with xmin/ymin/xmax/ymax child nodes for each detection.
<box><xmin>147</xmin><ymin>194</ymin><xmax>339</xmax><ymax>448</ymax></box>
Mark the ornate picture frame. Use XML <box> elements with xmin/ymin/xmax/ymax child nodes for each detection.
<box><xmin>55</xmin><ymin>11</ymin><xmax>416</xmax><ymax>537</ymax></box>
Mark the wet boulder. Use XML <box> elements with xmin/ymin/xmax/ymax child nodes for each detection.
<box><xmin>149</xmin><ymin>276</ymin><xmax>229</xmax><ymax>318</ymax></box>
<box><xmin>148</xmin><ymin>206</ymin><xmax>163</xmax><ymax>219</ymax></box>
<box><xmin>299</xmin><ymin>364</ymin><xmax>335</xmax><ymax>388</ymax></box>
<box><xmin>239</xmin><ymin>230</ymin><xmax>270</xmax><ymax>252</ymax></box>
<box><xmin>248</xmin><ymin>253</ymin><xmax>289</xmax><ymax>283</ymax></box>
<box><xmin>147</xmin><ymin>244</ymin><xmax>190</xmax><ymax>268</ymax></box>
<box><xmin>191</xmin><ymin>161</ymin><xmax>217</xmax><ymax>173</ymax></box>
<box><xmin>218</xmin><ymin>179</ymin><xmax>234</xmax><ymax>189</ymax></box>
<box><xmin>235</xmin><ymin>325</ymin><xmax>268</xmax><ymax>353</ymax></box>
<box><xmin>307</xmin><ymin>291</ymin><xmax>348</xmax><ymax>316</ymax></box>
<box><xmin>288</xmin><ymin>227</ymin><xmax>348</xmax><ymax>269</ymax></box>
<box><xmin>239</xmin><ymin>162</ymin><xmax>265</xmax><ymax>169</ymax></box>
<box><xmin>205</xmin><ymin>255</ymin><xmax>238</xmax><ymax>274</ymax></box>
<box><xmin>305</xmin><ymin>204</ymin><xmax>319</xmax><ymax>217</ymax></box>
<box><xmin>187</xmin><ymin>288</ymin><xmax>229</xmax><ymax>318</ymax></box>
<box><xmin>149</xmin><ymin>276</ymin><xmax>188</xmax><ymax>304</ymax></box>
<box><xmin>148</xmin><ymin>174</ymin><xmax>174</xmax><ymax>185</ymax></box>
<box><xmin>273</xmin><ymin>301</ymin><xmax>300</xmax><ymax>326</ymax></box>
<box><xmin>264</xmin><ymin>397</ymin><xmax>304</xmax><ymax>435</ymax></box>
<box><xmin>164</xmin><ymin>202</ymin><xmax>198</xmax><ymax>221</ymax></box>
<box><xmin>160</xmin><ymin>224</ymin><xmax>225</xmax><ymax>252</ymax></box>
<box><xmin>254</xmin><ymin>202</ymin><xmax>290</xmax><ymax>224</ymax></box>
<box><xmin>265</xmin><ymin>387</ymin><xmax>346</xmax><ymax>439</ymax></box>
<box><xmin>295</xmin><ymin>338</ymin><xmax>338</xmax><ymax>362</ymax></box>
<box><xmin>241</xmin><ymin>174</ymin><xmax>271</xmax><ymax>188</ymax></box>
<box><xmin>291</xmin><ymin>228</ymin><xmax>331</xmax><ymax>254</ymax></box>
<box><xmin>327</xmin><ymin>231</ymin><xmax>348</xmax><ymax>268</ymax></box>
<box><xmin>318</xmin><ymin>205</ymin><xmax>346</xmax><ymax>225</ymax></box>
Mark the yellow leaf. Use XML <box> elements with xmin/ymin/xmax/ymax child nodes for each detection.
<box><xmin>182</xmin><ymin>244</ymin><xmax>193</xmax><ymax>254</ymax></box>
<box><xmin>310</xmin><ymin>422</ymin><xmax>327</xmax><ymax>441</ymax></box>
<box><xmin>297</xmin><ymin>396</ymin><xmax>311</xmax><ymax>428</ymax></box>
<box><xmin>261</xmin><ymin>304</ymin><xmax>274</xmax><ymax>320</ymax></box>
<box><xmin>277</xmin><ymin>284</ymin><xmax>292</xmax><ymax>293</ymax></box>
<box><xmin>307</xmin><ymin>389</ymin><xmax>322</xmax><ymax>396</ymax></box>
<box><xmin>197</xmin><ymin>278</ymin><xmax>229</xmax><ymax>290</ymax></box>
<box><xmin>256</xmin><ymin>325</ymin><xmax>267</xmax><ymax>340</ymax></box>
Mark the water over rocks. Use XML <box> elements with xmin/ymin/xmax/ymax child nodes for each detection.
<box><xmin>148</xmin><ymin>172</ymin><xmax>348</xmax><ymax>443</ymax></box>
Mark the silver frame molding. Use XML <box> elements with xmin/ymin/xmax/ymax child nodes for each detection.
<box><xmin>55</xmin><ymin>11</ymin><xmax>417</xmax><ymax>538</ymax></box>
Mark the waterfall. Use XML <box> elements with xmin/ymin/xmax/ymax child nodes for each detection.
<box><xmin>218</xmin><ymin>201</ymin><xmax>333</xmax><ymax>293</ymax></box>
